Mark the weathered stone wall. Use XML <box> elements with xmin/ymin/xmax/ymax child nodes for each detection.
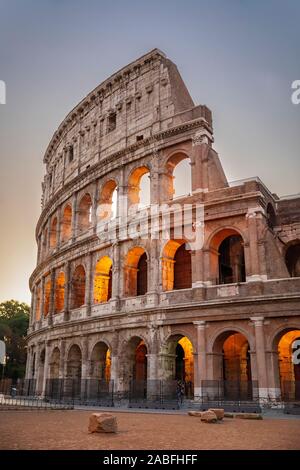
<box><xmin>26</xmin><ymin>49</ymin><xmax>300</xmax><ymax>403</ymax></box>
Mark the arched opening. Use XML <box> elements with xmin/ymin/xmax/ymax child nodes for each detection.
<box><xmin>173</xmin><ymin>158</ymin><xmax>192</xmax><ymax>198</ymax></box>
<box><xmin>212</xmin><ymin>331</ymin><xmax>252</xmax><ymax>400</ymax></box>
<box><xmin>35</xmin><ymin>285</ymin><xmax>41</xmax><ymax>321</ymax></box>
<box><xmin>54</xmin><ymin>272</ymin><xmax>65</xmax><ymax>313</ymax></box>
<box><xmin>165</xmin><ymin>153</ymin><xmax>191</xmax><ymax>200</ymax></box>
<box><xmin>98</xmin><ymin>180</ymin><xmax>118</xmax><ymax>221</ymax></box>
<box><xmin>66</xmin><ymin>344</ymin><xmax>82</xmax><ymax>398</ymax></box>
<box><xmin>94</xmin><ymin>256</ymin><xmax>113</xmax><ymax>303</ymax></box>
<box><xmin>90</xmin><ymin>342</ymin><xmax>111</xmax><ymax>381</ymax></box>
<box><xmin>160</xmin><ymin>335</ymin><xmax>194</xmax><ymax>399</ymax></box>
<box><xmin>42</xmin><ymin>227</ymin><xmax>48</xmax><ymax>258</ymax></box>
<box><xmin>78</xmin><ymin>193</ymin><xmax>92</xmax><ymax>232</ymax></box>
<box><xmin>61</xmin><ymin>204</ymin><xmax>72</xmax><ymax>242</ymax></box>
<box><xmin>121</xmin><ymin>337</ymin><xmax>148</xmax><ymax>398</ymax></box>
<box><xmin>266</xmin><ymin>203</ymin><xmax>277</xmax><ymax>230</ymax></box>
<box><xmin>277</xmin><ymin>330</ymin><xmax>300</xmax><ymax>400</ymax></box>
<box><xmin>219</xmin><ymin>235</ymin><xmax>245</xmax><ymax>284</ymax></box>
<box><xmin>128</xmin><ymin>166</ymin><xmax>150</xmax><ymax>208</ymax></box>
<box><xmin>71</xmin><ymin>265</ymin><xmax>86</xmax><ymax>309</ymax></box>
<box><xmin>209</xmin><ymin>229</ymin><xmax>246</xmax><ymax>285</ymax></box>
<box><xmin>285</xmin><ymin>242</ymin><xmax>300</xmax><ymax>277</ymax></box>
<box><xmin>124</xmin><ymin>247</ymin><xmax>148</xmax><ymax>296</ymax></box>
<box><xmin>49</xmin><ymin>217</ymin><xmax>58</xmax><ymax>248</ymax></box>
<box><xmin>162</xmin><ymin>240</ymin><xmax>191</xmax><ymax>291</ymax></box>
<box><xmin>49</xmin><ymin>348</ymin><xmax>60</xmax><ymax>379</ymax></box>
<box><xmin>44</xmin><ymin>278</ymin><xmax>51</xmax><ymax>317</ymax></box>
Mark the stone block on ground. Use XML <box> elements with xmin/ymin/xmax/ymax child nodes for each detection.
<box><xmin>88</xmin><ymin>413</ymin><xmax>117</xmax><ymax>433</ymax></box>
<box><xmin>200</xmin><ymin>410</ymin><xmax>218</xmax><ymax>423</ymax></box>
<box><xmin>234</xmin><ymin>413</ymin><xmax>263</xmax><ymax>420</ymax></box>
<box><xmin>208</xmin><ymin>408</ymin><xmax>224</xmax><ymax>420</ymax></box>
<box><xmin>188</xmin><ymin>411</ymin><xmax>202</xmax><ymax>417</ymax></box>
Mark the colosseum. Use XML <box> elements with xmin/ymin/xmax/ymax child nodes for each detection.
<box><xmin>26</xmin><ymin>49</ymin><xmax>300</xmax><ymax>408</ymax></box>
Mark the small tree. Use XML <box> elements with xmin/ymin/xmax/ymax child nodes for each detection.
<box><xmin>0</xmin><ymin>300</ymin><xmax>29</xmax><ymax>380</ymax></box>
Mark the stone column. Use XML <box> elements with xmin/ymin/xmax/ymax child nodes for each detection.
<box><xmin>40</xmin><ymin>276</ymin><xmax>45</xmax><ymax>323</ymax></box>
<box><xmin>91</xmin><ymin>180</ymin><xmax>98</xmax><ymax>235</ymax></box>
<box><xmin>266</xmin><ymin>349</ymin><xmax>282</xmax><ymax>401</ymax></box>
<box><xmin>48</xmin><ymin>269</ymin><xmax>55</xmax><ymax>326</ymax></box>
<box><xmin>251</xmin><ymin>316</ymin><xmax>269</xmax><ymax>400</ymax></box>
<box><xmin>110</xmin><ymin>242</ymin><xmax>120</xmax><ymax>311</ymax></box>
<box><xmin>246</xmin><ymin>209</ymin><xmax>267</xmax><ymax>281</ymax></box>
<box><xmin>193</xmin><ymin>321</ymin><xmax>207</xmax><ymax>398</ymax></box>
<box><xmin>71</xmin><ymin>192</ymin><xmax>78</xmax><ymax>242</ymax></box>
<box><xmin>64</xmin><ymin>260</ymin><xmax>71</xmax><ymax>321</ymax></box>
<box><xmin>41</xmin><ymin>341</ymin><xmax>50</xmax><ymax>397</ymax></box>
<box><xmin>56</xmin><ymin>205</ymin><xmax>62</xmax><ymax>248</ymax></box>
<box><xmin>59</xmin><ymin>340</ymin><xmax>66</xmax><ymax>379</ymax></box>
<box><xmin>29</xmin><ymin>286</ymin><xmax>35</xmax><ymax>328</ymax></box>
<box><xmin>85</xmin><ymin>252</ymin><xmax>93</xmax><ymax>316</ymax></box>
<box><xmin>110</xmin><ymin>331</ymin><xmax>120</xmax><ymax>393</ymax></box>
<box><xmin>147</xmin><ymin>239</ymin><xmax>159</xmax><ymax>307</ymax></box>
<box><xmin>25</xmin><ymin>347</ymin><xmax>31</xmax><ymax>379</ymax></box>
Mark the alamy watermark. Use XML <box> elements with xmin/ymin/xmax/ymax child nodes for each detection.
<box><xmin>291</xmin><ymin>80</ymin><xmax>300</xmax><ymax>105</ymax></box>
<box><xmin>292</xmin><ymin>340</ymin><xmax>300</xmax><ymax>365</ymax></box>
<box><xmin>0</xmin><ymin>80</ymin><xmax>6</xmax><ymax>104</ymax></box>
<box><xmin>96</xmin><ymin>199</ymin><xmax>205</xmax><ymax>250</ymax></box>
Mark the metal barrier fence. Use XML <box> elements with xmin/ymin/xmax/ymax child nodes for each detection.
<box><xmin>2</xmin><ymin>378</ymin><xmax>300</xmax><ymax>411</ymax></box>
<box><xmin>45</xmin><ymin>379</ymin><xmax>114</xmax><ymax>406</ymax></box>
<box><xmin>0</xmin><ymin>378</ymin><xmax>37</xmax><ymax>397</ymax></box>
<box><xmin>129</xmin><ymin>379</ymin><xmax>180</xmax><ymax>409</ymax></box>
<box><xmin>199</xmin><ymin>380</ymin><xmax>261</xmax><ymax>413</ymax></box>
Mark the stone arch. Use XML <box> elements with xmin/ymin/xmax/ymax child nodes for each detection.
<box><xmin>89</xmin><ymin>341</ymin><xmax>111</xmax><ymax>381</ymax></box>
<box><xmin>270</xmin><ymin>325</ymin><xmax>300</xmax><ymax>400</ymax></box>
<box><xmin>164</xmin><ymin>151</ymin><xmax>191</xmax><ymax>199</ymax></box>
<box><xmin>94</xmin><ymin>256</ymin><xmax>113</xmax><ymax>303</ymax></box>
<box><xmin>66</xmin><ymin>344</ymin><xmax>82</xmax><ymax>379</ymax></box>
<box><xmin>127</xmin><ymin>166</ymin><xmax>150</xmax><ymax>208</ymax></box>
<box><xmin>159</xmin><ymin>333</ymin><xmax>194</xmax><ymax>398</ymax></box>
<box><xmin>119</xmin><ymin>335</ymin><xmax>149</xmax><ymax>393</ymax></box>
<box><xmin>98</xmin><ymin>179</ymin><xmax>118</xmax><ymax>221</ymax></box>
<box><xmin>71</xmin><ymin>264</ymin><xmax>86</xmax><ymax>309</ymax></box>
<box><xmin>61</xmin><ymin>204</ymin><xmax>72</xmax><ymax>242</ymax></box>
<box><xmin>161</xmin><ymin>240</ymin><xmax>191</xmax><ymax>291</ymax></box>
<box><xmin>54</xmin><ymin>271</ymin><xmax>65</xmax><ymax>313</ymax></box>
<box><xmin>77</xmin><ymin>193</ymin><xmax>92</xmax><ymax>232</ymax></box>
<box><xmin>49</xmin><ymin>347</ymin><xmax>60</xmax><ymax>379</ymax></box>
<box><xmin>44</xmin><ymin>277</ymin><xmax>51</xmax><ymax>317</ymax></box>
<box><xmin>210</xmin><ymin>329</ymin><xmax>253</xmax><ymax>400</ymax></box>
<box><xmin>49</xmin><ymin>216</ymin><xmax>58</xmax><ymax>248</ymax></box>
<box><xmin>124</xmin><ymin>246</ymin><xmax>148</xmax><ymax>296</ymax></box>
<box><xmin>42</xmin><ymin>227</ymin><xmax>48</xmax><ymax>258</ymax></box>
<box><xmin>285</xmin><ymin>240</ymin><xmax>300</xmax><ymax>277</ymax></box>
<box><xmin>207</xmin><ymin>227</ymin><xmax>246</xmax><ymax>285</ymax></box>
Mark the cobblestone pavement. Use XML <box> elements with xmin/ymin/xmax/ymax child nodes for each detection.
<box><xmin>1</xmin><ymin>410</ymin><xmax>300</xmax><ymax>450</ymax></box>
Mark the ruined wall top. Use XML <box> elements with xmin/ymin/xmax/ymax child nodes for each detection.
<box><xmin>41</xmin><ymin>49</ymin><xmax>212</xmax><ymax>205</ymax></box>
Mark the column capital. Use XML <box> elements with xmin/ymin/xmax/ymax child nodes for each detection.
<box><xmin>250</xmin><ymin>316</ymin><xmax>265</xmax><ymax>326</ymax></box>
<box><xmin>193</xmin><ymin>320</ymin><xmax>206</xmax><ymax>329</ymax></box>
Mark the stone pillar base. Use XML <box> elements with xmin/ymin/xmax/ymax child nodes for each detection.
<box><xmin>246</xmin><ymin>274</ymin><xmax>267</xmax><ymax>282</ymax></box>
<box><xmin>146</xmin><ymin>292</ymin><xmax>159</xmax><ymax>308</ymax></box>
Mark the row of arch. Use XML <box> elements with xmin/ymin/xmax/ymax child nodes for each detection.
<box><xmin>35</xmin><ymin>229</ymin><xmax>300</xmax><ymax>319</ymax></box>
<box><xmin>33</xmin><ymin>328</ymin><xmax>300</xmax><ymax>401</ymax></box>
<box><xmin>42</xmin><ymin>155</ymin><xmax>192</xmax><ymax>255</ymax></box>
<box><xmin>35</xmin><ymin>231</ymin><xmax>249</xmax><ymax>319</ymax></box>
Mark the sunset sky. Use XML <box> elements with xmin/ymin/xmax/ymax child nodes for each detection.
<box><xmin>0</xmin><ymin>0</ymin><xmax>299</xmax><ymax>304</ymax></box>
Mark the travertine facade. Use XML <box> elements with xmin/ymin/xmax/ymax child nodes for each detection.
<box><xmin>26</xmin><ymin>49</ymin><xmax>300</xmax><ymax>403</ymax></box>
